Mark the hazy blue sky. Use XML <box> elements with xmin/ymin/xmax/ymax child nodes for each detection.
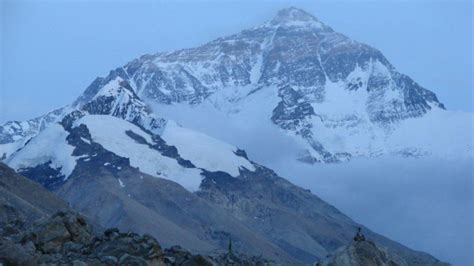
<box><xmin>0</xmin><ymin>0</ymin><xmax>472</xmax><ymax>123</ymax></box>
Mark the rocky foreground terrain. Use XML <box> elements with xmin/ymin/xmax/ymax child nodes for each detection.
<box><xmin>1</xmin><ymin>209</ymin><xmax>449</xmax><ymax>266</ymax></box>
<box><xmin>0</xmin><ymin>210</ymin><xmax>271</xmax><ymax>265</ymax></box>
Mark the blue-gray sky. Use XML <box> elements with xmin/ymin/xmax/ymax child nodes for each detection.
<box><xmin>0</xmin><ymin>0</ymin><xmax>472</xmax><ymax>123</ymax></box>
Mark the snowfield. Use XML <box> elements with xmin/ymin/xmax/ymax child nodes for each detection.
<box><xmin>75</xmin><ymin>115</ymin><xmax>204</xmax><ymax>192</ymax></box>
<box><xmin>73</xmin><ymin>114</ymin><xmax>257</xmax><ymax>191</ymax></box>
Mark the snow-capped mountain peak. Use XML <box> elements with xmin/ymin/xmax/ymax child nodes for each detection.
<box><xmin>273</xmin><ymin>7</ymin><xmax>316</xmax><ymax>22</ymax></box>
<box><xmin>1</xmin><ymin>7</ymin><xmax>471</xmax><ymax>165</ymax></box>
<box><xmin>269</xmin><ymin>7</ymin><xmax>328</xmax><ymax>30</ymax></box>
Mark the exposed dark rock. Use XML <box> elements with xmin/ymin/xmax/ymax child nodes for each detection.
<box><xmin>271</xmin><ymin>85</ymin><xmax>315</xmax><ymax>137</ymax></box>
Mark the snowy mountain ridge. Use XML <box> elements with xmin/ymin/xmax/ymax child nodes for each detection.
<box><xmin>3</xmin><ymin>76</ymin><xmax>257</xmax><ymax>191</ymax></box>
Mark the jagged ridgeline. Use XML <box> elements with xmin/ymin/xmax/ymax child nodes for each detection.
<box><xmin>0</xmin><ymin>7</ymin><xmax>461</xmax><ymax>265</ymax></box>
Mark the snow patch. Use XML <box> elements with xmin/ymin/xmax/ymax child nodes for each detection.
<box><xmin>118</xmin><ymin>178</ymin><xmax>125</xmax><ymax>188</ymax></box>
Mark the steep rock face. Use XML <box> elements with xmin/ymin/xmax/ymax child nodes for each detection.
<box><xmin>271</xmin><ymin>85</ymin><xmax>315</xmax><ymax>137</ymax></box>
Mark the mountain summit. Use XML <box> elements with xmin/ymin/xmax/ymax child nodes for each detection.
<box><xmin>270</xmin><ymin>7</ymin><xmax>326</xmax><ymax>27</ymax></box>
<box><xmin>274</xmin><ymin>7</ymin><xmax>315</xmax><ymax>21</ymax></box>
